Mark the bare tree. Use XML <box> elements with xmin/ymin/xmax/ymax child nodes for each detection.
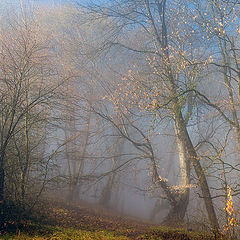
<box><xmin>0</xmin><ymin>14</ymin><xmax>63</xmax><ymax>208</ymax></box>
<box><xmin>78</xmin><ymin>0</ymin><xmax>219</xmax><ymax>229</ymax></box>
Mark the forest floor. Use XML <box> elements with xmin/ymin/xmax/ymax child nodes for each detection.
<box><xmin>0</xmin><ymin>200</ymin><xmax>220</xmax><ymax>240</ymax></box>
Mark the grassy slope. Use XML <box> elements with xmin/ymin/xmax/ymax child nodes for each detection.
<box><xmin>0</xmin><ymin>200</ymin><xmax>217</xmax><ymax>240</ymax></box>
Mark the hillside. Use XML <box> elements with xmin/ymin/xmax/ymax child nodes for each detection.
<box><xmin>0</xmin><ymin>200</ymin><xmax>218</xmax><ymax>240</ymax></box>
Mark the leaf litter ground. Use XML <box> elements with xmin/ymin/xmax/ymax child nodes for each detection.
<box><xmin>1</xmin><ymin>200</ymin><xmax>218</xmax><ymax>240</ymax></box>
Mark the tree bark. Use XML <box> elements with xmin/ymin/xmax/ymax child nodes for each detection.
<box><xmin>174</xmin><ymin>109</ymin><xmax>219</xmax><ymax>230</ymax></box>
<box><xmin>162</xmin><ymin>193</ymin><xmax>189</xmax><ymax>225</ymax></box>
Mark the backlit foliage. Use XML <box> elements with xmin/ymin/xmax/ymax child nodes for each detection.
<box><xmin>223</xmin><ymin>187</ymin><xmax>240</xmax><ymax>238</ymax></box>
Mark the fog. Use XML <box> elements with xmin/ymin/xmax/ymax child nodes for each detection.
<box><xmin>0</xmin><ymin>0</ymin><xmax>239</xmax><ymax>236</ymax></box>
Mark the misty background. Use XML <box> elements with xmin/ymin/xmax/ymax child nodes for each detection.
<box><xmin>0</xmin><ymin>0</ymin><xmax>239</xmax><ymax>236</ymax></box>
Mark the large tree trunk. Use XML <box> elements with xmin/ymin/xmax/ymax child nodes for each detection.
<box><xmin>162</xmin><ymin>193</ymin><xmax>189</xmax><ymax>225</ymax></box>
<box><xmin>189</xmin><ymin>146</ymin><xmax>219</xmax><ymax>231</ymax></box>
<box><xmin>175</xmin><ymin>110</ymin><xmax>219</xmax><ymax>231</ymax></box>
<box><xmin>157</xmin><ymin>0</ymin><xmax>219</xmax><ymax>229</ymax></box>
<box><xmin>161</xmin><ymin>107</ymin><xmax>219</xmax><ymax>230</ymax></box>
<box><xmin>162</xmin><ymin>115</ymin><xmax>190</xmax><ymax>224</ymax></box>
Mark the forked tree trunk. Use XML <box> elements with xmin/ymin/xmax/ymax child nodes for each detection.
<box><xmin>162</xmin><ymin>193</ymin><xmax>189</xmax><ymax>225</ymax></box>
<box><xmin>162</xmin><ymin>114</ymin><xmax>190</xmax><ymax>225</ymax></box>
<box><xmin>174</xmin><ymin>109</ymin><xmax>219</xmax><ymax>231</ymax></box>
<box><xmin>158</xmin><ymin>0</ymin><xmax>219</xmax><ymax>229</ymax></box>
